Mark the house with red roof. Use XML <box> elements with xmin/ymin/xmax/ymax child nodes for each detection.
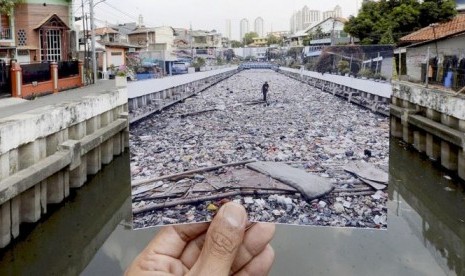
<box><xmin>396</xmin><ymin>14</ymin><xmax>465</xmax><ymax>89</ymax></box>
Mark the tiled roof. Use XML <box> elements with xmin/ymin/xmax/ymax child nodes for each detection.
<box><xmin>400</xmin><ymin>14</ymin><xmax>465</xmax><ymax>43</ymax></box>
<box><xmin>94</xmin><ymin>27</ymin><xmax>119</xmax><ymax>36</ymax></box>
<box><xmin>34</xmin><ymin>14</ymin><xmax>70</xmax><ymax>30</ymax></box>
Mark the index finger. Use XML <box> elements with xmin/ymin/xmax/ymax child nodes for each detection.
<box><xmin>144</xmin><ymin>222</ymin><xmax>210</xmax><ymax>258</ymax></box>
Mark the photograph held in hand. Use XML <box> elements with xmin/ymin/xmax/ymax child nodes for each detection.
<box><xmin>127</xmin><ymin>1</ymin><xmax>390</xmax><ymax>231</ymax></box>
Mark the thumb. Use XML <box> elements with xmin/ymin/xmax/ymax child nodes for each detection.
<box><xmin>188</xmin><ymin>202</ymin><xmax>247</xmax><ymax>276</ymax></box>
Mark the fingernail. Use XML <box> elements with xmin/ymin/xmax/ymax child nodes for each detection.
<box><xmin>223</xmin><ymin>203</ymin><xmax>246</xmax><ymax>227</ymax></box>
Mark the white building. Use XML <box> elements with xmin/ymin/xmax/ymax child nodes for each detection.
<box><xmin>334</xmin><ymin>5</ymin><xmax>343</xmax><ymax>18</ymax></box>
<box><xmin>233</xmin><ymin>47</ymin><xmax>267</xmax><ymax>60</ymax></box>
<box><xmin>240</xmin><ymin>18</ymin><xmax>249</xmax><ymax>40</ymax></box>
<box><xmin>254</xmin><ymin>17</ymin><xmax>264</xmax><ymax>37</ymax></box>
<box><xmin>290</xmin><ymin>6</ymin><xmax>332</xmax><ymax>33</ymax></box>
<box><xmin>225</xmin><ymin>19</ymin><xmax>231</xmax><ymax>39</ymax></box>
<box><xmin>323</xmin><ymin>5</ymin><xmax>343</xmax><ymax>20</ymax></box>
<box><xmin>308</xmin><ymin>10</ymin><xmax>321</xmax><ymax>24</ymax></box>
<box><xmin>322</xmin><ymin>10</ymin><xmax>335</xmax><ymax>20</ymax></box>
<box><xmin>290</xmin><ymin>14</ymin><xmax>296</xmax><ymax>33</ymax></box>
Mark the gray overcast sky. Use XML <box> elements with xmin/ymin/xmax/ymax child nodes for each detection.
<box><xmin>91</xmin><ymin>0</ymin><xmax>360</xmax><ymax>40</ymax></box>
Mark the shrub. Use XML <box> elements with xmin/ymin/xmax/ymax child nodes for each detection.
<box><xmin>357</xmin><ymin>69</ymin><xmax>373</xmax><ymax>78</ymax></box>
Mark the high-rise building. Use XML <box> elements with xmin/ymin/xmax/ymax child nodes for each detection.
<box><xmin>296</xmin><ymin>10</ymin><xmax>303</xmax><ymax>30</ymax></box>
<box><xmin>334</xmin><ymin>5</ymin><xmax>342</xmax><ymax>18</ymax></box>
<box><xmin>322</xmin><ymin>10</ymin><xmax>335</xmax><ymax>20</ymax></box>
<box><xmin>290</xmin><ymin>14</ymin><xmax>296</xmax><ymax>33</ymax></box>
<box><xmin>323</xmin><ymin>5</ymin><xmax>343</xmax><ymax>20</ymax></box>
<box><xmin>254</xmin><ymin>17</ymin><xmax>264</xmax><ymax>37</ymax></box>
<box><xmin>302</xmin><ymin>6</ymin><xmax>320</xmax><ymax>29</ymax></box>
<box><xmin>308</xmin><ymin>10</ymin><xmax>320</xmax><ymax>24</ymax></box>
<box><xmin>290</xmin><ymin>6</ymin><xmax>326</xmax><ymax>33</ymax></box>
<box><xmin>240</xmin><ymin>18</ymin><xmax>249</xmax><ymax>40</ymax></box>
<box><xmin>290</xmin><ymin>11</ymin><xmax>301</xmax><ymax>33</ymax></box>
<box><xmin>225</xmin><ymin>19</ymin><xmax>231</xmax><ymax>39</ymax></box>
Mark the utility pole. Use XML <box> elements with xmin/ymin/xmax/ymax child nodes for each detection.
<box><xmin>81</xmin><ymin>0</ymin><xmax>88</xmax><ymax>84</ymax></box>
<box><xmin>430</xmin><ymin>23</ymin><xmax>439</xmax><ymax>83</ymax></box>
<box><xmin>425</xmin><ymin>46</ymin><xmax>430</xmax><ymax>88</ymax></box>
<box><xmin>89</xmin><ymin>0</ymin><xmax>97</xmax><ymax>84</ymax></box>
<box><xmin>330</xmin><ymin>17</ymin><xmax>336</xmax><ymax>46</ymax></box>
<box><xmin>190</xmin><ymin>23</ymin><xmax>193</xmax><ymax>60</ymax></box>
<box><xmin>398</xmin><ymin>51</ymin><xmax>402</xmax><ymax>80</ymax></box>
<box><xmin>349</xmin><ymin>54</ymin><xmax>353</xmax><ymax>74</ymax></box>
<box><xmin>375</xmin><ymin>52</ymin><xmax>380</xmax><ymax>74</ymax></box>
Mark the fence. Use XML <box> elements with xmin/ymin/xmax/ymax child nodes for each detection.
<box><xmin>21</xmin><ymin>63</ymin><xmax>51</xmax><ymax>85</ymax></box>
<box><xmin>0</xmin><ymin>62</ymin><xmax>10</xmax><ymax>95</ymax></box>
<box><xmin>10</xmin><ymin>60</ymin><xmax>84</xmax><ymax>98</ymax></box>
<box><xmin>58</xmin><ymin>60</ymin><xmax>79</xmax><ymax>79</ymax></box>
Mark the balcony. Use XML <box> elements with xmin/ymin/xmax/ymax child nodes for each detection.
<box><xmin>0</xmin><ymin>27</ymin><xmax>12</xmax><ymax>40</ymax></box>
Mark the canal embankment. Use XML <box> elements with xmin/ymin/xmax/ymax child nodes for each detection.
<box><xmin>128</xmin><ymin>67</ymin><xmax>239</xmax><ymax>123</ymax></box>
<box><xmin>278</xmin><ymin>67</ymin><xmax>391</xmax><ymax>116</ymax></box>
<box><xmin>390</xmin><ymin>80</ymin><xmax>465</xmax><ymax>181</ymax></box>
<box><xmin>0</xmin><ymin>81</ymin><xmax>129</xmax><ymax>248</ymax></box>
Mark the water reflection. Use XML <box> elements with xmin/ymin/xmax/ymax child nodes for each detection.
<box><xmin>1</xmin><ymin>139</ymin><xmax>465</xmax><ymax>275</ymax></box>
<box><xmin>0</xmin><ymin>152</ymin><xmax>132</xmax><ymax>276</ymax></box>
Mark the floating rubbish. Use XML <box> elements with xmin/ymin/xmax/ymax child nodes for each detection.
<box><xmin>343</xmin><ymin>161</ymin><xmax>389</xmax><ymax>187</ymax></box>
<box><xmin>130</xmin><ymin>70</ymin><xmax>389</xmax><ymax>229</ymax></box>
<box><xmin>207</xmin><ymin>203</ymin><xmax>218</xmax><ymax>211</ymax></box>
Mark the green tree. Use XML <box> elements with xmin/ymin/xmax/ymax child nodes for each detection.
<box><xmin>0</xmin><ymin>0</ymin><xmax>24</xmax><ymax>15</ymax></box>
<box><xmin>379</xmin><ymin>27</ymin><xmax>395</xmax><ymax>44</ymax></box>
<box><xmin>337</xmin><ymin>60</ymin><xmax>350</xmax><ymax>74</ymax></box>
<box><xmin>344</xmin><ymin>0</ymin><xmax>457</xmax><ymax>44</ymax></box>
<box><xmin>192</xmin><ymin>57</ymin><xmax>205</xmax><ymax>69</ymax></box>
<box><xmin>230</xmin><ymin>40</ymin><xmax>243</xmax><ymax>48</ymax></box>
<box><xmin>287</xmin><ymin>47</ymin><xmax>303</xmax><ymax>60</ymax></box>
<box><xmin>223</xmin><ymin>49</ymin><xmax>235</xmax><ymax>62</ymax></box>
<box><xmin>314</xmin><ymin>26</ymin><xmax>324</xmax><ymax>39</ymax></box>
<box><xmin>243</xmin><ymin>32</ymin><xmax>258</xmax><ymax>46</ymax></box>
<box><xmin>266</xmin><ymin>34</ymin><xmax>283</xmax><ymax>46</ymax></box>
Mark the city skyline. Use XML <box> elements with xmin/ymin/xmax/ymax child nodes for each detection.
<box><xmin>290</xmin><ymin>4</ymin><xmax>343</xmax><ymax>33</ymax></box>
<box><xmin>91</xmin><ymin>0</ymin><xmax>359</xmax><ymax>40</ymax></box>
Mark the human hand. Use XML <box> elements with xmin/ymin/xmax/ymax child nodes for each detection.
<box><xmin>125</xmin><ymin>202</ymin><xmax>275</xmax><ymax>276</ymax></box>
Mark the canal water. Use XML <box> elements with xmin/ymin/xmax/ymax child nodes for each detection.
<box><xmin>1</xmin><ymin>138</ymin><xmax>464</xmax><ymax>275</ymax></box>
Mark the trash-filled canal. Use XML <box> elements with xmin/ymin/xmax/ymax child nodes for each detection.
<box><xmin>0</xmin><ymin>70</ymin><xmax>464</xmax><ymax>275</ymax></box>
<box><xmin>130</xmin><ymin>70</ymin><xmax>389</xmax><ymax>229</ymax></box>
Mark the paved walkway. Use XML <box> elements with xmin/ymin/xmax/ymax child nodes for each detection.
<box><xmin>0</xmin><ymin>80</ymin><xmax>117</xmax><ymax>120</ymax></box>
<box><xmin>281</xmin><ymin>67</ymin><xmax>392</xmax><ymax>98</ymax></box>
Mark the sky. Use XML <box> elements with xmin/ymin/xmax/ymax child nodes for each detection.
<box><xmin>77</xmin><ymin>0</ymin><xmax>361</xmax><ymax>41</ymax></box>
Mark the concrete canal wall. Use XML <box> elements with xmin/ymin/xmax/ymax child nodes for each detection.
<box><xmin>0</xmin><ymin>86</ymin><xmax>129</xmax><ymax>248</ymax></box>
<box><xmin>279</xmin><ymin>67</ymin><xmax>391</xmax><ymax>116</ymax></box>
<box><xmin>391</xmin><ymin>81</ymin><xmax>465</xmax><ymax>180</ymax></box>
<box><xmin>128</xmin><ymin>67</ymin><xmax>238</xmax><ymax>123</ymax></box>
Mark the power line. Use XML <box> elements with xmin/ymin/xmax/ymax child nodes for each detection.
<box><xmin>100</xmin><ymin>2</ymin><xmax>139</xmax><ymax>21</ymax></box>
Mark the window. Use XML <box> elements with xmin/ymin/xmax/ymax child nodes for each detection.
<box><xmin>18</xmin><ymin>50</ymin><xmax>29</xmax><ymax>56</ymax></box>
<box><xmin>40</xmin><ymin>29</ymin><xmax>62</xmax><ymax>61</ymax></box>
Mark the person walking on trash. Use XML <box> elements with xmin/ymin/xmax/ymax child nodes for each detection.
<box><xmin>262</xmin><ymin>81</ymin><xmax>269</xmax><ymax>103</ymax></box>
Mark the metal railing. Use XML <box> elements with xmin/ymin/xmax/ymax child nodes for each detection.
<box><xmin>0</xmin><ymin>28</ymin><xmax>12</xmax><ymax>40</ymax></box>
